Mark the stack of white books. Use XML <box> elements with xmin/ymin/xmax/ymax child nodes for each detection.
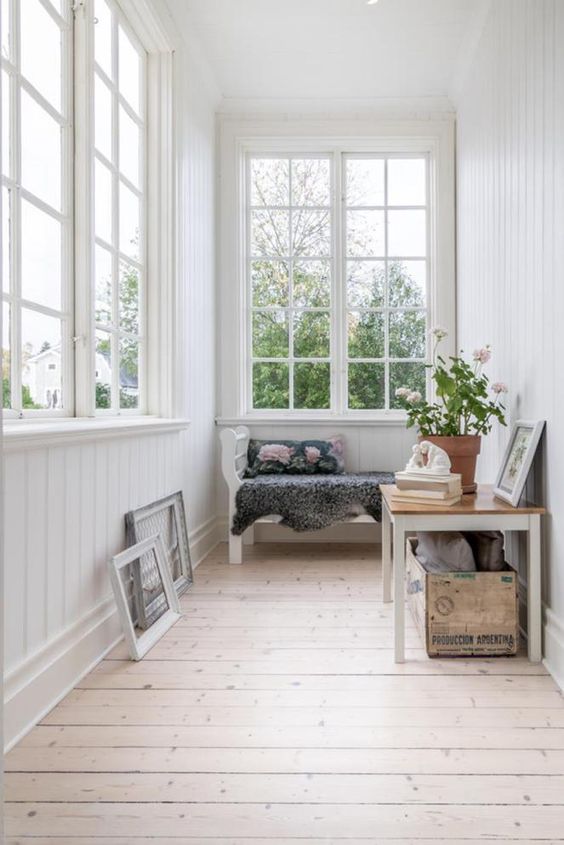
<box><xmin>392</xmin><ymin>471</ymin><xmax>463</xmax><ymax>506</ymax></box>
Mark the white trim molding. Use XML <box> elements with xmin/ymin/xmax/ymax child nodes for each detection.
<box><xmin>544</xmin><ymin>606</ymin><xmax>564</xmax><ymax>693</ymax></box>
<box><xmin>3</xmin><ymin>416</ymin><xmax>190</xmax><ymax>451</ymax></box>
<box><xmin>217</xmin><ymin>117</ymin><xmax>456</xmax><ymax>422</ymax></box>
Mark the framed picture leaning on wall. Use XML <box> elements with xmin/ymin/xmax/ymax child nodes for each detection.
<box><xmin>493</xmin><ymin>420</ymin><xmax>545</xmax><ymax>507</ymax></box>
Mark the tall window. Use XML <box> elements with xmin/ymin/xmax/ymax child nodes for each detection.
<box><xmin>2</xmin><ymin>0</ymin><xmax>72</xmax><ymax>413</ymax></box>
<box><xmin>250</xmin><ymin>157</ymin><xmax>332</xmax><ymax>410</ymax></box>
<box><xmin>247</xmin><ymin>153</ymin><xmax>429</xmax><ymax>413</ymax></box>
<box><xmin>1</xmin><ymin>0</ymin><xmax>148</xmax><ymax>418</ymax></box>
<box><xmin>93</xmin><ymin>0</ymin><xmax>145</xmax><ymax>412</ymax></box>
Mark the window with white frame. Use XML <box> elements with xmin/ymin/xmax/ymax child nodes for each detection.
<box><xmin>247</xmin><ymin>152</ymin><xmax>429</xmax><ymax>413</ymax></box>
<box><xmin>2</xmin><ymin>0</ymin><xmax>73</xmax><ymax>413</ymax></box>
<box><xmin>1</xmin><ymin>0</ymin><xmax>152</xmax><ymax>418</ymax></box>
<box><xmin>92</xmin><ymin>0</ymin><xmax>146</xmax><ymax>412</ymax></box>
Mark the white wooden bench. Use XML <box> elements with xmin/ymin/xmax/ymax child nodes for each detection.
<box><xmin>220</xmin><ymin>426</ymin><xmax>381</xmax><ymax>564</ymax></box>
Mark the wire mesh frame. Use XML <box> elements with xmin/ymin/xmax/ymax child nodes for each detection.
<box><xmin>125</xmin><ymin>491</ymin><xmax>193</xmax><ymax>629</ymax></box>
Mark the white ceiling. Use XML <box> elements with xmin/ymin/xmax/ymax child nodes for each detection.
<box><xmin>169</xmin><ymin>0</ymin><xmax>488</xmax><ymax>103</ymax></box>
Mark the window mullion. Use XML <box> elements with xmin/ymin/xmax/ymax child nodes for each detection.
<box><xmin>111</xmin><ymin>9</ymin><xmax>120</xmax><ymax>413</ymax></box>
<box><xmin>11</xmin><ymin>0</ymin><xmax>22</xmax><ymax>413</ymax></box>
<box><xmin>73</xmin><ymin>0</ymin><xmax>96</xmax><ymax>417</ymax></box>
<box><xmin>334</xmin><ymin>150</ymin><xmax>344</xmax><ymax>414</ymax></box>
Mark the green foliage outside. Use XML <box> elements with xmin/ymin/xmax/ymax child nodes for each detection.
<box><xmin>95</xmin><ymin>261</ymin><xmax>140</xmax><ymax>410</ymax></box>
<box><xmin>252</xmin><ymin>262</ymin><xmax>427</xmax><ymax>411</ymax></box>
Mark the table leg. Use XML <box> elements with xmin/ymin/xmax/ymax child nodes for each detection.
<box><xmin>527</xmin><ymin>514</ymin><xmax>542</xmax><ymax>662</ymax></box>
<box><xmin>393</xmin><ymin>516</ymin><xmax>406</xmax><ymax>663</ymax></box>
<box><xmin>382</xmin><ymin>502</ymin><xmax>392</xmax><ymax>603</ymax></box>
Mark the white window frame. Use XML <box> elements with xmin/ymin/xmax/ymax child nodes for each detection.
<box><xmin>74</xmin><ymin>0</ymin><xmax>175</xmax><ymax>420</ymax></box>
<box><xmin>218</xmin><ymin>119</ymin><xmax>456</xmax><ymax>424</ymax></box>
<box><xmin>2</xmin><ymin>0</ymin><xmax>175</xmax><ymax>425</ymax></box>
<box><xmin>1</xmin><ymin>0</ymin><xmax>74</xmax><ymax>419</ymax></box>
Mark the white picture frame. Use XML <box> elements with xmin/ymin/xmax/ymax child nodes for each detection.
<box><xmin>108</xmin><ymin>534</ymin><xmax>181</xmax><ymax>661</ymax></box>
<box><xmin>125</xmin><ymin>491</ymin><xmax>193</xmax><ymax>629</ymax></box>
<box><xmin>493</xmin><ymin>420</ymin><xmax>545</xmax><ymax>507</ymax></box>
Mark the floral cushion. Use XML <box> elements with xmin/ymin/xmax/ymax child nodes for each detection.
<box><xmin>245</xmin><ymin>436</ymin><xmax>345</xmax><ymax>477</ymax></box>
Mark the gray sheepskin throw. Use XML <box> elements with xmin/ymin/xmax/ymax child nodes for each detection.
<box><xmin>231</xmin><ymin>472</ymin><xmax>395</xmax><ymax>535</ymax></box>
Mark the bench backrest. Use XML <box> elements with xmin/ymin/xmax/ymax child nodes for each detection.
<box><xmin>220</xmin><ymin>426</ymin><xmax>250</xmax><ymax>498</ymax></box>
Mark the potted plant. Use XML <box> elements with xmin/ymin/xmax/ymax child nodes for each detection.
<box><xmin>394</xmin><ymin>328</ymin><xmax>508</xmax><ymax>493</ymax></box>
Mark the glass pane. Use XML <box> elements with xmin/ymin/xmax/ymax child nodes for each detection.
<box><xmin>2</xmin><ymin>70</ymin><xmax>10</xmax><ymax>176</ymax></box>
<box><xmin>388</xmin><ymin>210</ymin><xmax>426</xmax><ymax>257</ymax></box>
<box><xmin>293</xmin><ymin>312</ymin><xmax>330</xmax><ymax>358</ymax></box>
<box><xmin>119</xmin><ymin>106</ymin><xmax>140</xmax><ymax>186</ymax></box>
<box><xmin>21</xmin><ymin>309</ymin><xmax>62</xmax><ymax>409</ymax></box>
<box><xmin>2</xmin><ymin>302</ymin><xmax>10</xmax><ymax>408</ymax></box>
<box><xmin>346</xmin><ymin>210</ymin><xmax>384</xmax><ymax>257</ymax></box>
<box><xmin>389</xmin><ymin>311</ymin><xmax>426</xmax><ymax>359</ymax></box>
<box><xmin>388</xmin><ymin>158</ymin><xmax>426</xmax><ymax>206</ymax></box>
<box><xmin>390</xmin><ymin>362</ymin><xmax>427</xmax><ymax>409</ymax></box>
<box><xmin>119</xmin><ymin>182</ymin><xmax>140</xmax><ymax>258</ymax></box>
<box><xmin>253</xmin><ymin>362</ymin><xmax>289</xmax><ymax>409</ymax></box>
<box><xmin>21</xmin><ymin>0</ymin><xmax>61</xmax><ymax>110</ymax></box>
<box><xmin>293</xmin><ymin>260</ymin><xmax>330</xmax><ymax>307</ymax></box>
<box><xmin>21</xmin><ymin>201</ymin><xmax>61</xmax><ymax>310</ymax></box>
<box><xmin>119</xmin><ymin>336</ymin><xmax>139</xmax><ymax>408</ymax></box>
<box><xmin>292</xmin><ymin>209</ymin><xmax>330</xmax><ymax>257</ymax></box>
<box><xmin>348</xmin><ymin>312</ymin><xmax>385</xmax><ymax>358</ymax></box>
<box><xmin>95</xmin><ymin>74</ymin><xmax>113</xmax><ymax>161</ymax></box>
<box><xmin>251</xmin><ymin>260</ymin><xmax>289</xmax><ymax>307</ymax></box>
<box><xmin>346</xmin><ymin>159</ymin><xmax>384</xmax><ymax>206</ymax></box>
<box><xmin>252</xmin><ymin>311</ymin><xmax>288</xmax><ymax>358</ymax></box>
<box><xmin>251</xmin><ymin>210</ymin><xmax>289</xmax><ymax>257</ymax></box>
<box><xmin>21</xmin><ymin>92</ymin><xmax>61</xmax><ymax>211</ymax></box>
<box><xmin>294</xmin><ymin>363</ymin><xmax>330</xmax><ymax>409</ymax></box>
<box><xmin>95</xmin><ymin>158</ymin><xmax>113</xmax><ymax>243</ymax></box>
<box><xmin>2</xmin><ymin>187</ymin><xmax>10</xmax><ymax>292</ymax></box>
<box><xmin>388</xmin><ymin>260</ymin><xmax>426</xmax><ymax>307</ymax></box>
<box><xmin>347</xmin><ymin>261</ymin><xmax>385</xmax><ymax>308</ymax></box>
<box><xmin>291</xmin><ymin>159</ymin><xmax>330</xmax><ymax>206</ymax></box>
<box><xmin>95</xmin><ymin>0</ymin><xmax>113</xmax><ymax>79</ymax></box>
<box><xmin>118</xmin><ymin>25</ymin><xmax>141</xmax><ymax>113</ymax></box>
<box><xmin>95</xmin><ymin>330</ymin><xmax>112</xmax><ymax>409</ymax></box>
<box><xmin>250</xmin><ymin>158</ymin><xmax>289</xmax><ymax>206</ymax></box>
<box><xmin>1</xmin><ymin>0</ymin><xmax>10</xmax><ymax>61</ymax></box>
<box><xmin>95</xmin><ymin>245</ymin><xmax>113</xmax><ymax>324</ymax></box>
<box><xmin>119</xmin><ymin>261</ymin><xmax>139</xmax><ymax>333</ymax></box>
<box><xmin>348</xmin><ymin>363</ymin><xmax>385</xmax><ymax>410</ymax></box>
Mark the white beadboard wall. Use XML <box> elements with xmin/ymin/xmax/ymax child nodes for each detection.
<box><xmin>3</xmin><ymin>19</ymin><xmax>221</xmax><ymax>748</ymax></box>
<box><xmin>455</xmin><ymin>0</ymin><xmax>564</xmax><ymax>685</ymax></box>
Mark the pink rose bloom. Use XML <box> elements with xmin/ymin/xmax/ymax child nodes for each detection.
<box><xmin>395</xmin><ymin>387</ymin><xmax>410</xmax><ymax>398</ymax></box>
<box><xmin>491</xmin><ymin>382</ymin><xmax>508</xmax><ymax>394</ymax></box>
<box><xmin>258</xmin><ymin>444</ymin><xmax>294</xmax><ymax>465</ymax></box>
<box><xmin>305</xmin><ymin>446</ymin><xmax>321</xmax><ymax>464</ymax></box>
<box><xmin>406</xmin><ymin>390</ymin><xmax>422</xmax><ymax>404</ymax></box>
<box><xmin>473</xmin><ymin>346</ymin><xmax>492</xmax><ymax>364</ymax></box>
<box><xmin>329</xmin><ymin>436</ymin><xmax>344</xmax><ymax>456</ymax></box>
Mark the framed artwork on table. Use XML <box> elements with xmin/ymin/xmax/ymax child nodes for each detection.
<box><xmin>108</xmin><ymin>534</ymin><xmax>181</xmax><ymax>661</ymax></box>
<box><xmin>493</xmin><ymin>420</ymin><xmax>545</xmax><ymax>506</ymax></box>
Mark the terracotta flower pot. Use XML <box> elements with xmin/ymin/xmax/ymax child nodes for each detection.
<box><xmin>419</xmin><ymin>434</ymin><xmax>481</xmax><ymax>494</ymax></box>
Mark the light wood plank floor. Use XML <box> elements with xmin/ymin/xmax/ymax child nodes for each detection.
<box><xmin>5</xmin><ymin>542</ymin><xmax>564</xmax><ymax>844</ymax></box>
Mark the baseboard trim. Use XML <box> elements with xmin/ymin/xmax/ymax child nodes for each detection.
<box><xmin>4</xmin><ymin>514</ymin><xmax>220</xmax><ymax>751</ymax></box>
<box><xmin>544</xmin><ymin>606</ymin><xmax>564</xmax><ymax>692</ymax></box>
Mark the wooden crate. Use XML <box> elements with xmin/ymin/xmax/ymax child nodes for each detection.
<box><xmin>405</xmin><ymin>538</ymin><xmax>519</xmax><ymax>657</ymax></box>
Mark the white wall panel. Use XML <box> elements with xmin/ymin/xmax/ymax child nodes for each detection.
<box><xmin>3</xmin><ymin>8</ymin><xmax>221</xmax><ymax>747</ymax></box>
<box><xmin>455</xmin><ymin>0</ymin><xmax>564</xmax><ymax>685</ymax></box>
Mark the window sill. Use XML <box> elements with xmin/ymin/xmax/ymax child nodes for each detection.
<box><xmin>3</xmin><ymin>416</ymin><xmax>191</xmax><ymax>452</ymax></box>
<box><xmin>216</xmin><ymin>413</ymin><xmax>408</xmax><ymax>428</ymax></box>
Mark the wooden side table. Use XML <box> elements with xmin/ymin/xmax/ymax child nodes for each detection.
<box><xmin>380</xmin><ymin>484</ymin><xmax>545</xmax><ymax>664</ymax></box>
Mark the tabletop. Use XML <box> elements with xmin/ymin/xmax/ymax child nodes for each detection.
<box><xmin>380</xmin><ymin>483</ymin><xmax>546</xmax><ymax>516</ymax></box>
